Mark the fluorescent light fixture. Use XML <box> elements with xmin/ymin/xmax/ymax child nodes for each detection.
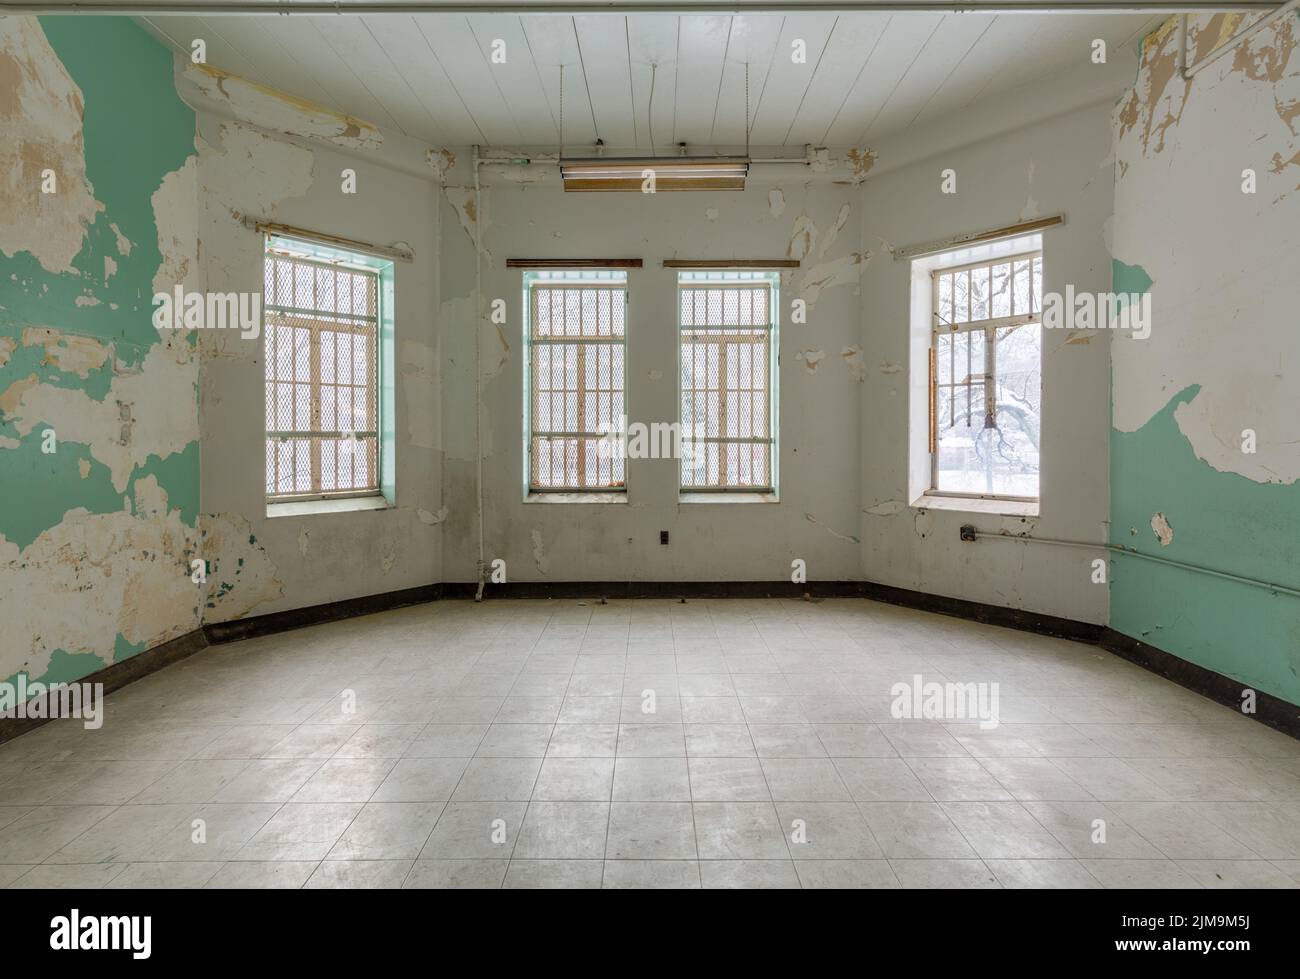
<box><xmin>560</xmin><ymin>157</ymin><xmax>749</xmax><ymax>192</ymax></box>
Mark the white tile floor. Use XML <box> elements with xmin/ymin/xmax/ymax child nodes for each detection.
<box><xmin>1</xmin><ymin>597</ymin><xmax>1298</xmax><ymax>889</ymax></box>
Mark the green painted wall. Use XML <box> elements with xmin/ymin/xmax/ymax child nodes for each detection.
<box><xmin>1108</xmin><ymin>13</ymin><xmax>1300</xmax><ymax>712</ymax></box>
<box><xmin>1111</xmin><ymin>385</ymin><xmax>1300</xmax><ymax>706</ymax></box>
<box><xmin>1</xmin><ymin>17</ymin><xmax>196</xmax><ymax>362</ymax></box>
<box><xmin>0</xmin><ymin>17</ymin><xmax>199</xmax><ymax>690</ymax></box>
<box><xmin>1111</xmin><ymin>259</ymin><xmax>1152</xmax><ymax>297</ymax></box>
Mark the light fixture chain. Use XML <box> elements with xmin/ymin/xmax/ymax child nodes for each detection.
<box><xmin>649</xmin><ymin>63</ymin><xmax>657</xmax><ymax>156</ymax></box>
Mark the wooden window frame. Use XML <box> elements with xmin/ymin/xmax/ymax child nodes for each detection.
<box><xmin>928</xmin><ymin>250</ymin><xmax>1042</xmax><ymax>502</ymax></box>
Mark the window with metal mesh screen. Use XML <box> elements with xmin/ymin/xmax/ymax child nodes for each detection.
<box><xmin>931</xmin><ymin>251</ymin><xmax>1042</xmax><ymax>500</ymax></box>
<box><xmin>264</xmin><ymin>249</ymin><xmax>380</xmax><ymax>500</ymax></box>
<box><xmin>678</xmin><ymin>271</ymin><xmax>778</xmax><ymax>491</ymax></box>
<box><xmin>527</xmin><ymin>271</ymin><xmax>627</xmax><ymax>491</ymax></box>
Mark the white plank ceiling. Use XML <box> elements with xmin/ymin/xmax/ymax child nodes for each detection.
<box><xmin>140</xmin><ymin>10</ymin><xmax>1163</xmax><ymax>150</ymax></box>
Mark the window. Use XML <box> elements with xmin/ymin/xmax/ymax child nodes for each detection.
<box><xmin>525</xmin><ymin>270</ymin><xmax>627</xmax><ymax>492</ymax></box>
<box><xmin>264</xmin><ymin>245</ymin><xmax>380</xmax><ymax>500</ymax></box>
<box><xmin>930</xmin><ymin>251</ymin><xmax>1042</xmax><ymax>499</ymax></box>
<box><xmin>678</xmin><ymin>271</ymin><xmax>778</xmax><ymax>492</ymax></box>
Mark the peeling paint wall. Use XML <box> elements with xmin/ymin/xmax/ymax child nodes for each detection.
<box><xmin>8</xmin><ymin>14</ymin><xmax>1294</xmax><ymax>713</ymax></box>
<box><xmin>1</xmin><ymin>17</ymin><xmax>445</xmax><ymax>696</ymax></box>
<box><xmin>856</xmin><ymin>102</ymin><xmax>1116</xmax><ymax>624</ymax></box>
<box><xmin>183</xmin><ymin>63</ymin><xmax>382</xmax><ymax>151</ymax></box>
<box><xmin>1110</xmin><ymin>14</ymin><xmax>1300</xmax><ymax>705</ymax></box>
<box><xmin>192</xmin><ymin>107</ymin><xmax>443</xmax><ymax>621</ymax></box>
<box><xmin>439</xmin><ymin>166</ymin><xmax>865</xmax><ymax>583</ymax></box>
<box><xmin>0</xmin><ymin>16</ymin><xmax>201</xmax><ymax>689</ymax></box>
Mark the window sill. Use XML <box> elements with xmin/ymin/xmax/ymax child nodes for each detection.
<box><xmin>267</xmin><ymin>495</ymin><xmax>391</xmax><ymax>518</ymax></box>
<box><xmin>525</xmin><ymin>492</ymin><xmax>628</xmax><ymax>504</ymax></box>
<box><xmin>912</xmin><ymin>495</ymin><xmax>1039</xmax><ymax>517</ymax></box>
<box><xmin>679</xmin><ymin>492</ymin><xmax>778</xmax><ymax>504</ymax></box>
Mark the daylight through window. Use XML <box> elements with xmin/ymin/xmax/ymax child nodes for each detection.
<box><xmin>264</xmin><ymin>246</ymin><xmax>380</xmax><ymax>500</ymax></box>
<box><xmin>679</xmin><ymin>270</ymin><xmax>779</xmax><ymax>492</ymax></box>
<box><xmin>930</xmin><ymin>252</ymin><xmax>1042</xmax><ymax>499</ymax></box>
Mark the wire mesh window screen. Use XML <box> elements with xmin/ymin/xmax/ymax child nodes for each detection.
<box><xmin>931</xmin><ymin>251</ymin><xmax>1042</xmax><ymax>499</ymax></box>
<box><xmin>528</xmin><ymin>277</ymin><xmax>627</xmax><ymax>490</ymax></box>
<box><xmin>679</xmin><ymin>276</ymin><xmax>775</xmax><ymax>490</ymax></box>
<box><xmin>264</xmin><ymin>252</ymin><xmax>380</xmax><ymax>499</ymax></box>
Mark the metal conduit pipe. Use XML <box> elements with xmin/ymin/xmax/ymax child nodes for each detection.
<box><xmin>472</xmin><ymin>145</ymin><xmax>487</xmax><ymax>602</ymax></box>
<box><xmin>3</xmin><ymin>2</ymin><xmax>1281</xmax><ymax>15</ymax></box>
<box><xmin>961</xmin><ymin>527</ymin><xmax>1300</xmax><ymax>599</ymax></box>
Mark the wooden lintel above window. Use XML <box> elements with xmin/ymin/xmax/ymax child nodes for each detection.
<box><xmin>663</xmin><ymin>259</ymin><xmax>799</xmax><ymax>269</ymax></box>
<box><xmin>506</xmin><ymin>258</ymin><xmax>643</xmax><ymax>269</ymax></box>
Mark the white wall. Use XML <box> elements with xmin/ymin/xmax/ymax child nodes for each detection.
<box><xmin>438</xmin><ymin>166</ymin><xmax>868</xmax><ymax>583</ymax></box>
<box><xmin>856</xmin><ymin>101</ymin><xmax>1116</xmax><ymax>624</ymax></box>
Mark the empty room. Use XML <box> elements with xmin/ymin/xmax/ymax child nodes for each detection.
<box><xmin>1</xmin><ymin>0</ymin><xmax>1298</xmax><ymax>925</ymax></box>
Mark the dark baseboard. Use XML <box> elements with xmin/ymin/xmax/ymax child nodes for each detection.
<box><xmin>848</xmin><ymin>579</ymin><xmax>1107</xmax><ymax>644</ymax></box>
<box><xmin>450</xmin><ymin>578</ymin><xmax>1104</xmax><ymax>644</ymax></box>
<box><xmin>203</xmin><ymin>583</ymin><xmax>442</xmax><ymax>644</ymax></box>
<box><xmin>1100</xmin><ymin>628</ymin><xmax>1300</xmax><ymax>740</ymax></box>
<box><xmin>4</xmin><ymin>579</ymin><xmax>1295</xmax><ymax>748</ymax></box>
<box><xmin>0</xmin><ymin>629</ymin><xmax>208</xmax><ymax>746</ymax></box>
<box><xmin>439</xmin><ymin>579</ymin><xmax>862</xmax><ymax>600</ymax></box>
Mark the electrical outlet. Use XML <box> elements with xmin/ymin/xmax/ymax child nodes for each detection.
<box><xmin>659</xmin><ymin>530</ymin><xmax>670</xmax><ymax>545</ymax></box>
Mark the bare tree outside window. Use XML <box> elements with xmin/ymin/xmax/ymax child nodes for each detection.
<box><xmin>931</xmin><ymin>252</ymin><xmax>1042</xmax><ymax>499</ymax></box>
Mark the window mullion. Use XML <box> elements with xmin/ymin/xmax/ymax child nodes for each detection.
<box><xmin>310</xmin><ymin>326</ymin><xmax>322</xmax><ymax>495</ymax></box>
<box><xmin>528</xmin><ymin>285</ymin><xmax>537</xmax><ymax>488</ymax></box>
<box><xmin>718</xmin><ymin>339</ymin><xmax>729</xmax><ymax>485</ymax></box>
<box><xmin>954</xmin><ymin>339</ymin><xmax>964</xmax><ymax>433</ymax></box>
<box><xmin>576</xmin><ymin>340</ymin><xmax>587</xmax><ymax>487</ymax></box>
<box><xmin>985</xmin><ymin>324</ymin><xmax>997</xmax><ymax>428</ymax></box>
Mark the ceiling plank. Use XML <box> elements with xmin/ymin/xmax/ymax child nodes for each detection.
<box><xmin>252</xmin><ymin>17</ymin><xmax>402</xmax><ymax>132</ymax></box>
<box><xmin>903</xmin><ymin>13</ymin><xmax>1154</xmax><ymax>130</ymax></box>
<box><xmin>412</xmin><ymin>14</ymin><xmax>526</xmax><ymax>145</ymax></box>
<box><xmin>572</xmin><ymin>15</ymin><xmax>638</xmax><ymax>149</ymax></box>
<box><xmin>190</xmin><ymin>16</ymin><xmax>341</xmax><ymax>102</ymax></box>
<box><xmin>904</xmin><ymin>15</ymin><xmax>1027</xmax><ymax>130</ymax></box>
<box><xmin>137</xmin><ymin>16</ymin><xmax>191</xmax><ymax>58</ymax></box>
<box><xmin>363</xmin><ymin>14</ymin><xmax>483</xmax><ymax>145</ymax></box>
<box><xmin>146</xmin><ymin>15</ymin><xmax>271</xmax><ymax>85</ymax></box>
<box><xmin>520</xmin><ymin>14</ymin><xmax>597</xmax><ymax>149</ymax></box>
<box><xmin>312</xmin><ymin>14</ymin><xmax>443</xmax><ymax>139</ymax></box>
<box><xmin>862</xmin><ymin>14</ymin><xmax>999</xmax><ymax>141</ymax></box>
<box><xmin>466</xmin><ymin>13</ymin><xmax>560</xmax><ymax>145</ymax></box>
<box><xmin>785</xmin><ymin>13</ymin><xmax>892</xmax><ymax>147</ymax></box>
<box><xmin>670</xmin><ymin>14</ymin><xmax>732</xmax><ymax>149</ymax></box>
<box><xmin>709</xmin><ymin>14</ymin><xmax>784</xmax><ymax>148</ymax></box>
<box><xmin>957</xmin><ymin>13</ymin><xmax>1136</xmax><ymax>110</ymax></box>
<box><xmin>137</xmin><ymin>9</ymin><xmax>1166</xmax><ymax>153</ymax></box>
<box><xmin>746</xmin><ymin>13</ymin><xmax>836</xmax><ymax>148</ymax></box>
<box><xmin>819</xmin><ymin>12</ymin><xmax>942</xmax><ymax>146</ymax></box>
<box><xmin>626</xmin><ymin>14</ymin><xmax>679</xmax><ymax>154</ymax></box>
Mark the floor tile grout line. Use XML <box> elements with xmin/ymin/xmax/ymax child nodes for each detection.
<box><xmin>6</xmin><ymin>599</ymin><xmax>1300</xmax><ymax>889</ymax></box>
<box><xmin>505</xmin><ymin>604</ymin><xmax>575</xmax><ymax>887</ymax></box>
<box><xmin>405</xmin><ymin>639</ymin><xmax>508</xmax><ymax>887</ymax></box>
